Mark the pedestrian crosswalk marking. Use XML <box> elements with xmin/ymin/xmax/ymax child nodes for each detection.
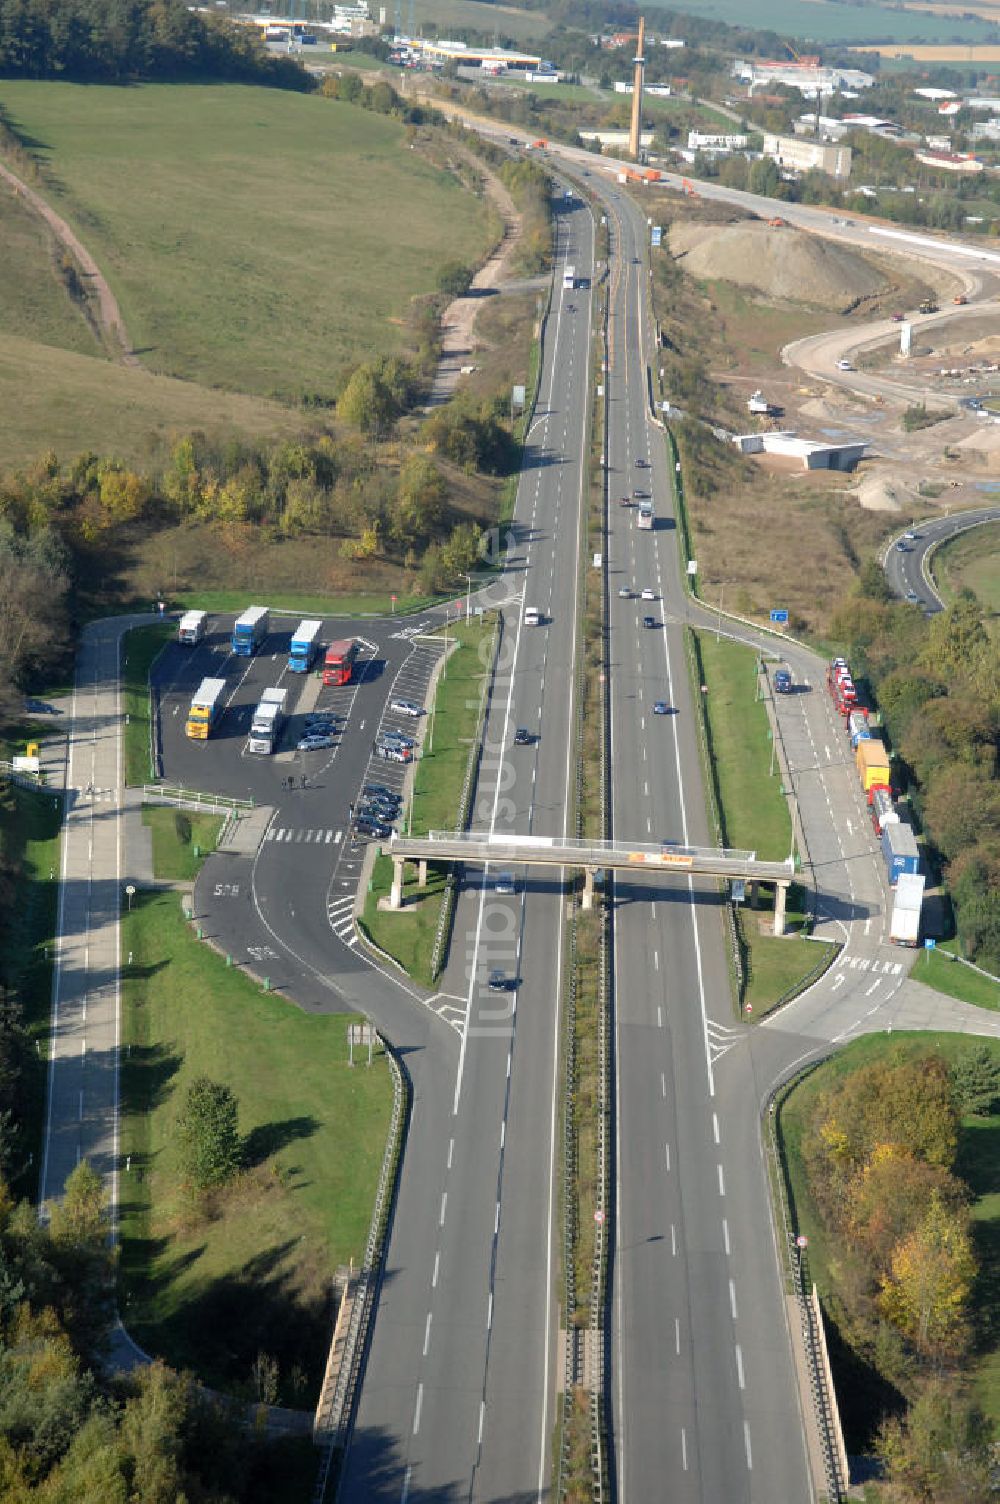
<box><xmin>266</xmin><ymin>827</ymin><xmax>337</xmax><ymax>845</ymax></box>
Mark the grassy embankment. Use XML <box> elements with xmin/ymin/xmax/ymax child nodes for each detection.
<box><xmin>121</xmin><ymin>623</ymin><xmax>175</xmax><ymax>787</ymax></box>
<box><xmin>173</xmin><ymin>589</ymin><xmax>442</xmax><ymax>619</ymax></box>
<box><xmin>912</xmin><ymin>944</ymin><xmax>1000</xmax><ymax>1011</ymax></box>
<box><xmin>931</xmin><ymin>518</ymin><xmax>1000</xmax><ymax>632</ymax></box>
<box><xmin>778</xmin><ymin>1032</ymin><xmax>1000</xmax><ymax>1443</ymax></box>
<box><xmin>360</xmin><ymin>616</ymin><xmax>493</xmax><ymax>985</ymax></box>
<box><xmin>0</xmin><ymin>783</ymin><xmax>62</xmax><ymax>1203</ymax></box>
<box><xmin>691</xmin><ymin>633</ymin><xmax>835</xmax><ymax>1013</ymax></box>
<box><xmin>0</xmin><ymin>81</ymin><xmax>490</xmax><ymax>402</ymax></box>
<box><xmin>119</xmin><ymin>872</ymin><xmax>392</xmax><ymax>1404</ymax></box>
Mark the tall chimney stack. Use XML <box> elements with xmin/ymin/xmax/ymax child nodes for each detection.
<box><xmin>628</xmin><ymin>16</ymin><xmax>646</xmax><ymax>161</ymax></box>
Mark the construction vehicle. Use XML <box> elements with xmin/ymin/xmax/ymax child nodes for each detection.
<box><xmin>680</xmin><ymin>178</ymin><xmax>698</xmax><ymax>197</ymax></box>
<box><xmin>767</xmin><ymin>216</ymin><xmax>786</xmax><ymax>228</ymax></box>
<box><xmin>918</xmin><ymin>299</ymin><xmax>939</xmax><ymax>315</ymax></box>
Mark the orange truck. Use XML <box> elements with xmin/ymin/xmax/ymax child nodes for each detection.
<box><xmin>856</xmin><ymin>736</ymin><xmax>891</xmax><ymax>794</ymax></box>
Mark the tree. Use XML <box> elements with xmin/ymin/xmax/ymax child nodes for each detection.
<box><xmin>876</xmin><ymin>1376</ymin><xmax>992</xmax><ymax>1504</ymax></box>
<box><xmin>951</xmin><ymin>1044</ymin><xmax>1000</xmax><ymax>1116</ymax></box>
<box><xmin>437</xmin><ymin>261</ymin><xmax>474</xmax><ymax>298</ymax></box>
<box><xmin>878</xmin><ymin>1190</ymin><xmax>976</xmax><ymax>1358</ymax></box>
<box><xmin>176</xmin><ymin>1077</ymin><xmax>241</xmax><ymax>1191</ymax></box>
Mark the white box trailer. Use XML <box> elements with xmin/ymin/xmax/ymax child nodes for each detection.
<box><xmin>249</xmin><ymin>688</ymin><xmax>287</xmax><ymax>754</ymax></box>
<box><xmin>178</xmin><ymin>610</ymin><xmax>207</xmax><ymax>646</ymax></box>
<box><xmin>890</xmin><ymin>871</ymin><xmax>925</xmax><ymax>946</ymax></box>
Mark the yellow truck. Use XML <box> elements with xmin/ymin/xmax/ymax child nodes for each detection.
<box><xmin>185</xmin><ymin>677</ymin><xmax>226</xmax><ymax>740</ymax></box>
<box><xmin>856</xmin><ymin>735</ymin><xmax>890</xmax><ymax>793</ymax></box>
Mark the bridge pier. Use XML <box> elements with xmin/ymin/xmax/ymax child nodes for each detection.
<box><xmin>418</xmin><ymin>858</ymin><xmax>427</xmax><ymax>888</ymax></box>
<box><xmin>773</xmin><ymin>880</ymin><xmax>789</xmax><ymax>937</ymax></box>
<box><xmin>582</xmin><ymin>867</ymin><xmax>595</xmax><ymax>911</ymax></box>
<box><xmin>390</xmin><ymin>857</ymin><xmax>405</xmax><ymax>911</ymax></box>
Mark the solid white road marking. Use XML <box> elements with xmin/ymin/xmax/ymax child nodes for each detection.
<box><xmin>718</xmin><ymin>1164</ymin><xmax>725</xmax><ymax>1196</ymax></box>
<box><xmin>735</xmin><ymin>1344</ymin><xmax>745</xmax><ymax>1389</ymax></box>
<box><xmin>412</xmin><ymin>1383</ymin><xmax>423</xmax><ymax>1435</ymax></box>
<box><xmin>423</xmin><ymin>1313</ymin><xmax>432</xmax><ymax>1356</ymax></box>
<box><xmin>729</xmin><ymin>1279</ymin><xmax>738</xmax><ymax>1319</ymax></box>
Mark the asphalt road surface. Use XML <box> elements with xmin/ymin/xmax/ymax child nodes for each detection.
<box><xmin>881</xmin><ymin>505</ymin><xmax>1000</xmax><ymax>612</ymax></box>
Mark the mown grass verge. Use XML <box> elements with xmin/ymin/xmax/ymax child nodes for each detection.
<box><xmin>778</xmin><ymin>1033</ymin><xmax>1000</xmax><ymax>1448</ymax></box>
<box><xmin>174</xmin><ymin>589</ymin><xmax>445</xmax><ymax>619</ymax></box>
<box><xmin>122</xmin><ymin>622</ymin><xmax>174</xmax><ymax>786</ymax></box>
<box><xmin>142</xmin><ymin>806</ymin><xmax>224</xmax><ymax>882</ymax></box>
<box><xmin>0</xmin><ymin>781</ymin><xmax>62</xmax><ymax>1202</ymax></box>
<box><xmin>688</xmin><ymin>629</ymin><xmax>834</xmax><ymax>1014</ymax></box>
<box><xmin>912</xmin><ymin>945</ymin><xmax>1000</xmax><ymax>1011</ymax></box>
<box><xmin>359</xmin><ymin>616</ymin><xmax>494</xmax><ymax>982</ymax></box>
<box><xmin>119</xmin><ymin>889</ymin><xmax>392</xmax><ymax>1404</ymax></box>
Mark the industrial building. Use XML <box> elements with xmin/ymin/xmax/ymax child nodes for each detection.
<box><xmin>732</xmin><ymin>431</ymin><xmax>868</xmax><ymax>471</ymax></box>
<box><xmin>762</xmin><ymin>133</ymin><xmax>853</xmax><ymax>179</ymax></box>
<box><xmin>732</xmin><ymin>58</ymin><xmax>874</xmax><ymax>95</ymax></box>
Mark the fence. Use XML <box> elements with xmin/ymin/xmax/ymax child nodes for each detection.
<box><xmin>142</xmin><ymin>783</ymin><xmax>254</xmax><ymax>817</ymax></box>
<box><xmin>0</xmin><ymin>758</ymin><xmax>48</xmax><ymax>793</ymax></box>
<box><xmin>311</xmin><ymin>1039</ymin><xmax>409</xmax><ymax>1501</ymax></box>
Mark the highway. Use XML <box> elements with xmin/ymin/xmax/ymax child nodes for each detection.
<box><xmin>595</xmin><ymin>185</ymin><xmax>814</xmax><ymax>1502</ymax></box>
<box><xmin>881</xmin><ymin>505</ymin><xmax>1000</xmax><ymax>612</ymax></box>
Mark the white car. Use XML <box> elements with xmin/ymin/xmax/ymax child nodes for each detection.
<box><xmin>390</xmin><ymin>697</ymin><xmax>422</xmax><ymax>718</ymax></box>
<box><xmin>494</xmin><ymin>872</ymin><xmax>516</xmax><ymax>895</ymax></box>
<box><xmin>640</xmin><ymin>587</ymin><xmax>656</xmax><ymax>601</ymax></box>
<box><xmin>618</xmin><ymin>586</ymin><xmax>631</xmax><ymax>599</ymax></box>
<box><xmin>837</xmin><ymin>358</ymin><xmax>854</xmax><ymax>372</ymax></box>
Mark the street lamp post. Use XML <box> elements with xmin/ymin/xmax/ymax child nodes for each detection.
<box><xmin>463</xmin><ymin>572</ymin><xmax>472</xmax><ymax>622</ymax></box>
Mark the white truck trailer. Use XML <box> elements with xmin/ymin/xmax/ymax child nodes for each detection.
<box><xmin>178</xmin><ymin>610</ymin><xmax>207</xmax><ymax>646</ymax></box>
<box><xmin>889</xmin><ymin>871</ymin><xmax>925</xmax><ymax>946</ymax></box>
<box><xmin>249</xmin><ymin>687</ymin><xmax>287</xmax><ymax>754</ymax></box>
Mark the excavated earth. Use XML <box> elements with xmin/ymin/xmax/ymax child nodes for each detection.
<box><xmin>669</xmin><ymin>219</ymin><xmax>890</xmax><ymax>311</ymax></box>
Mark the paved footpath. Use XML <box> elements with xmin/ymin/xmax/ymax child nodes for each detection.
<box><xmin>39</xmin><ymin>614</ymin><xmax>158</xmax><ymax>1214</ymax></box>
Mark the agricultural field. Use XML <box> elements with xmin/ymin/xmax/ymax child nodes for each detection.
<box><xmin>406</xmin><ymin>0</ymin><xmax>552</xmax><ymax>42</ymax></box>
<box><xmin>0</xmin><ymin>81</ymin><xmax>492</xmax><ymax>402</ymax></box>
<box><xmin>656</xmin><ymin>0</ymin><xmax>998</xmax><ymax>44</ymax></box>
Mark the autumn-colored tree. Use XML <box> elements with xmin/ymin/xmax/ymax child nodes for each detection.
<box><xmin>878</xmin><ymin>1190</ymin><xmax>976</xmax><ymax>1358</ymax></box>
<box><xmin>876</xmin><ymin>1376</ymin><xmax>992</xmax><ymax>1504</ymax></box>
<box><xmin>846</xmin><ymin>1144</ymin><xmax>965</xmax><ymax>1270</ymax></box>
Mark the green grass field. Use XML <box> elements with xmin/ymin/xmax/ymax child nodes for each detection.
<box><xmin>0</xmin><ymin>188</ymin><xmax>97</xmax><ymax>359</ymax></box>
<box><xmin>779</xmin><ymin>1032</ymin><xmax>1000</xmax><ymax>1443</ymax></box>
<box><xmin>119</xmin><ymin>889</ymin><xmax>392</xmax><ymax>1402</ymax></box>
<box><xmin>142</xmin><ymin>807</ymin><xmax>225</xmax><ymax>881</ymax></box>
<box><xmin>0</xmin><ymin>783</ymin><xmax>62</xmax><ymax>1203</ymax></box>
<box><xmin>407</xmin><ymin>0</ymin><xmax>552</xmax><ymax>41</ymax></box>
<box><xmin>0</xmin><ymin>81</ymin><xmax>491</xmax><ymax>401</ymax></box>
<box><xmin>174</xmin><ymin>588</ymin><xmax>442</xmax><ymax>618</ymax></box>
<box><xmin>122</xmin><ymin>623</ymin><xmax>175</xmax><ymax>786</ymax></box>
<box><xmin>0</xmin><ymin>332</ymin><xmax>313</xmax><ymax>472</ymax></box>
<box><xmin>361</xmin><ymin>615</ymin><xmax>493</xmax><ymax>980</ymax></box>
<box><xmin>912</xmin><ymin>946</ymin><xmax>1000</xmax><ymax>1011</ymax></box>
<box><xmin>933</xmin><ymin>519</ymin><xmax>1000</xmax><ymax>626</ymax></box>
<box><xmin>651</xmin><ymin>0</ymin><xmax>997</xmax><ymax>44</ymax></box>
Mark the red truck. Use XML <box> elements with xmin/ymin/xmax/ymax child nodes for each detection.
<box><xmin>322</xmin><ymin>639</ymin><xmax>359</xmax><ymax>687</ymax></box>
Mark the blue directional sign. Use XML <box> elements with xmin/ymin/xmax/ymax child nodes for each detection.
<box><xmin>924</xmin><ymin>938</ymin><xmax>936</xmax><ymax>950</ymax></box>
<box><xmin>770</xmin><ymin>609</ymin><xmax>789</xmax><ymax>623</ymax></box>
<box><xmin>651</xmin><ymin>225</ymin><xmax>662</xmax><ymax>247</ymax></box>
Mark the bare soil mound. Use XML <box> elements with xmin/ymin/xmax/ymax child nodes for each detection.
<box><xmin>852</xmin><ymin>471</ymin><xmax>920</xmax><ymax>513</ymax></box>
<box><xmin>669</xmin><ymin>220</ymin><xmax>889</xmax><ymax>311</ymax></box>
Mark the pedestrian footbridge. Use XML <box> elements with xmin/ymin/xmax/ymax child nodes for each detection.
<box><xmin>381</xmin><ymin>832</ymin><xmax>797</xmax><ymax>932</ymax></box>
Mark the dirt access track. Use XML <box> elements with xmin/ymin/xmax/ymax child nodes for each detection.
<box><xmin>0</xmin><ymin>158</ymin><xmax>139</xmax><ymax>368</ymax></box>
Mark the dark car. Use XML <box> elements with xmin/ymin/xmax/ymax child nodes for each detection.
<box><xmin>513</xmin><ymin>727</ymin><xmax>533</xmax><ymax>746</ymax></box>
<box><xmin>643</xmin><ymin>615</ymin><xmax>656</xmax><ymax>629</ymax></box>
<box><xmin>362</xmin><ymin>782</ymin><xmax>398</xmax><ymax>802</ymax></box>
<box><xmin>652</xmin><ymin>700</ymin><xmax>670</xmax><ymax>715</ymax></box>
<box><xmin>488</xmin><ymin>969</ymin><xmax>515</xmax><ymax>992</ymax></box>
<box><xmin>354</xmin><ymin>818</ymin><xmax>391</xmax><ymax>840</ymax></box>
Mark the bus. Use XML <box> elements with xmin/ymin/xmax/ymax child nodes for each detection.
<box><xmin>288</xmin><ymin>619</ymin><xmax>323</xmax><ymax>673</ymax></box>
<box><xmin>322</xmin><ymin>639</ymin><xmax>359</xmax><ymax>687</ymax></box>
<box><xmin>231</xmin><ymin>606</ymin><xmax>269</xmax><ymax>656</ymax></box>
<box><xmin>562</xmin><ymin>265</ymin><xmax>576</xmax><ymax>291</ymax></box>
<box><xmin>637</xmin><ymin>503</ymin><xmax>654</xmax><ymax>530</ymax></box>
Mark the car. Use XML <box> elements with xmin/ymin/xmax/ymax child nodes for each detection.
<box><xmin>354</xmin><ymin>818</ymin><xmax>391</xmax><ymax>840</ymax></box>
<box><xmin>390</xmin><ymin>697</ymin><xmax>423</xmax><ymax>718</ymax></box>
<box><xmin>837</xmin><ymin>358</ymin><xmax>854</xmax><ymax>372</ymax></box>
<box><xmin>618</xmin><ymin>586</ymin><xmax>631</xmax><ymax>598</ymax></box>
<box><xmin>362</xmin><ymin>782</ymin><xmax>398</xmax><ymax>802</ymax></box>
<box><xmin>640</xmin><ymin>587</ymin><xmax>655</xmax><ymax>601</ymax></box>
<box><xmin>305</xmin><ymin>716</ymin><xmax>336</xmax><ymax>731</ymax></box>
<box><xmin>891</xmin><ymin>311</ymin><xmax>904</xmax><ymax>322</ymax></box>
<box><xmin>567</xmin><ymin>302</ymin><xmax>576</xmax><ymax>312</ymax></box>
<box><xmin>487</xmin><ymin>969</ymin><xmax>515</xmax><ymax>992</ymax></box>
<box><xmin>633</xmin><ymin>488</ymin><xmax>649</xmax><ymax>500</ymax></box>
<box><xmin>905</xmin><ymin>589</ymin><xmax>919</xmax><ymax>602</ymax></box>
<box><xmin>379</xmin><ymin>729</ymin><xmax>415</xmax><ymax>749</ymax></box>
<box><xmin>643</xmin><ymin>615</ymin><xmax>657</xmax><ymax>629</ymax></box>
<box><xmin>904</xmin><ymin>530</ymin><xmax>917</xmax><ymax>541</ymax></box>
<box><xmin>494</xmin><ymin>872</ymin><xmax>516</xmax><ymax>895</ymax></box>
<box><xmin>632</xmin><ymin>256</ymin><xmax>640</xmax><ymax>264</ymax></box>
<box><xmin>297</xmin><ymin>733</ymin><xmax>334</xmax><ymax>751</ymax></box>
<box><xmin>513</xmin><ymin>727</ymin><xmax>533</xmax><ymax>746</ymax></box>
<box><xmin>374</xmin><ymin>744</ymin><xmax>410</xmax><ymax>763</ymax></box>
<box><xmin>635</xmin><ymin>457</ymin><xmax>647</xmax><ymax>467</ymax></box>
<box><xmin>619</xmin><ymin>495</ymin><xmax>632</xmax><ymax>507</ymax></box>
<box><xmin>896</xmin><ymin>540</ymin><xmax>907</xmax><ymax>552</ymax></box>
<box><xmin>652</xmin><ymin>700</ymin><xmax>670</xmax><ymax>715</ymax></box>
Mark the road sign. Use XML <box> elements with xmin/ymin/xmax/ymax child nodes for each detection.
<box><xmin>796</xmin><ymin>1234</ymin><xmax>808</xmax><ymax>1249</ymax></box>
<box><xmin>687</xmin><ymin>560</ymin><xmax>698</xmax><ymax>576</ymax></box>
<box><xmin>924</xmin><ymin>937</ymin><xmax>936</xmax><ymax>950</ymax></box>
<box><xmin>512</xmin><ymin>384</ymin><xmax>526</xmax><ymax>409</ymax></box>
<box><xmin>651</xmin><ymin>225</ymin><xmax>662</xmax><ymax>247</ymax></box>
<box><xmin>594</xmin><ymin>1209</ymin><xmax>605</xmax><ymax>1224</ymax></box>
<box><xmin>770</xmin><ymin>609</ymin><xmax>789</xmax><ymax>623</ymax></box>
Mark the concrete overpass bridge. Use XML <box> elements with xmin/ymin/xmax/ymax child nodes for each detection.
<box><xmin>381</xmin><ymin>831</ymin><xmax>798</xmax><ymax>932</ymax></box>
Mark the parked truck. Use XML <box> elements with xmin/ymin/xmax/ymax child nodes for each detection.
<box><xmin>856</xmin><ymin>736</ymin><xmax>891</xmax><ymax>793</ymax></box>
<box><xmin>178</xmin><ymin>610</ymin><xmax>207</xmax><ymax>646</ymax></box>
<box><xmin>870</xmin><ymin>786</ymin><xmax>898</xmax><ymax>837</ymax></box>
<box><xmin>890</xmin><ymin>872</ymin><xmax>925</xmax><ymax>946</ymax></box>
<box><xmin>288</xmin><ymin>619</ymin><xmax>323</xmax><ymax>674</ymax></box>
<box><xmin>232</xmin><ymin>606</ymin><xmax>269</xmax><ymax>657</ymax></box>
<box><xmin>185</xmin><ymin>677</ymin><xmax>226</xmax><ymax>740</ymax></box>
<box><xmin>881</xmin><ymin>821</ymin><xmax>920</xmax><ymax>886</ymax></box>
<box><xmin>848</xmin><ymin>708</ymin><xmax>870</xmax><ymax>747</ymax></box>
<box><xmin>249</xmin><ymin>688</ymin><xmax>287</xmax><ymax>754</ymax></box>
